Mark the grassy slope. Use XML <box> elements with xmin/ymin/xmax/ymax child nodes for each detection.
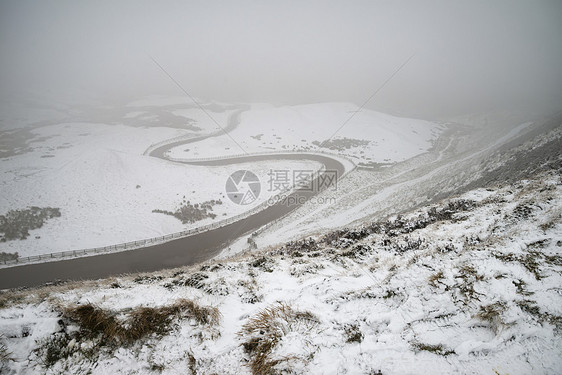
<box><xmin>0</xmin><ymin>167</ymin><xmax>560</xmax><ymax>375</ymax></box>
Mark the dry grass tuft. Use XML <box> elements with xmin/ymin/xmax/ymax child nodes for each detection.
<box><xmin>36</xmin><ymin>298</ymin><xmax>221</xmax><ymax>368</ymax></box>
<box><xmin>494</xmin><ymin>251</ymin><xmax>543</xmax><ymax>280</ymax></box>
<box><xmin>0</xmin><ymin>289</ymin><xmax>27</xmax><ymax>309</ymax></box>
<box><xmin>411</xmin><ymin>341</ymin><xmax>455</xmax><ymax>356</ymax></box>
<box><xmin>428</xmin><ymin>271</ymin><xmax>444</xmax><ymax>288</ymax></box>
<box><xmin>455</xmin><ymin>265</ymin><xmax>485</xmax><ymax>302</ymax></box>
<box><xmin>65</xmin><ymin>304</ymin><xmax>122</xmax><ymax>343</ymax></box>
<box><xmin>0</xmin><ymin>337</ymin><xmax>13</xmax><ymax>368</ymax></box>
<box><xmin>475</xmin><ymin>302</ymin><xmax>507</xmax><ymax>334</ymax></box>
<box><xmin>239</xmin><ymin>302</ymin><xmax>319</xmax><ymax>375</ymax></box>
<box><xmin>63</xmin><ymin>298</ymin><xmax>220</xmax><ymax>345</ymax></box>
<box><xmin>187</xmin><ymin>351</ymin><xmax>197</xmax><ymax>374</ymax></box>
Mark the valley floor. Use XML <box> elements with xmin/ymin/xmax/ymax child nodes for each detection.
<box><xmin>0</xmin><ymin>101</ymin><xmax>440</xmax><ymax>259</ymax></box>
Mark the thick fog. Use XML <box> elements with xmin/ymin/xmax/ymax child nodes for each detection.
<box><xmin>1</xmin><ymin>0</ymin><xmax>561</xmax><ymax>118</ymax></box>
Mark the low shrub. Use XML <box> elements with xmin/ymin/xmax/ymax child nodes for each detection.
<box><xmin>239</xmin><ymin>302</ymin><xmax>319</xmax><ymax>375</ymax></box>
<box><xmin>0</xmin><ymin>206</ymin><xmax>61</xmax><ymax>241</ymax></box>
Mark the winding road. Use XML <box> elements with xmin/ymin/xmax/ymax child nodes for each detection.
<box><xmin>0</xmin><ymin>110</ymin><xmax>346</xmax><ymax>289</ymax></box>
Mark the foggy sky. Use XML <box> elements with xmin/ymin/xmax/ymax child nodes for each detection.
<box><xmin>1</xmin><ymin>0</ymin><xmax>561</xmax><ymax>118</ymax></box>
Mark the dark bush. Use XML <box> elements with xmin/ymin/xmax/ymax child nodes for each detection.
<box><xmin>153</xmin><ymin>199</ymin><xmax>222</xmax><ymax>224</ymax></box>
<box><xmin>0</xmin><ymin>206</ymin><xmax>61</xmax><ymax>242</ymax></box>
<box><xmin>185</xmin><ymin>272</ymin><xmax>209</xmax><ymax>289</ymax></box>
<box><xmin>277</xmin><ymin>238</ymin><xmax>320</xmax><ymax>255</ymax></box>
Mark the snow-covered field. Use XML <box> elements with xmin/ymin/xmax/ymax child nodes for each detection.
<box><xmin>1</xmin><ymin>169</ymin><xmax>560</xmax><ymax>374</ymax></box>
<box><xmin>0</xmin><ymin>120</ymin><xmax>320</xmax><ymax>257</ymax></box>
<box><xmin>0</xmin><ymin>99</ymin><xmax>443</xmax><ymax>259</ymax></box>
<box><xmin>168</xmin><ymin>103</ymin><xmax>443</xmax><ymax>165</ymax></box>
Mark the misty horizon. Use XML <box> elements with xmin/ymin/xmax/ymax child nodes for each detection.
<box><xmin>1</xmin><ymin>0</ymin><xmax>561</xmax><ymax>120</ymax></box>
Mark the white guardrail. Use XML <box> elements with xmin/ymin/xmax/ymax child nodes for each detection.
<box><xmin>2</xmin><ymin>149</ymin><xmax>354</xmax><ymax>268</ymax></box>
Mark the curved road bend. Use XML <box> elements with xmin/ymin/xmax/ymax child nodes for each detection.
<box><xmin>146</xmin><ymin>107</ymin><xmax>246</xmax><ymax>157</ymax></box>
<box><xmin>0</xmin><ymin>153</ymin><xmax>344</xmax><ymax>289</ymax></box>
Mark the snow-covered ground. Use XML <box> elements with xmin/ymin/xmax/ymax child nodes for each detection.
<box><xmin>0</xmin><ymin>119</ymin><xmax>320</xmax><ymax>257</ymax></box>
<box><xmin>168</xmin><ymin>103</ymin><xmax>444</xmax><ymax>165</ymax></box>
<box><xmin>1</xmin><ymin>169</ymin><xmax>560</xmax><ymax>374</ymax></box>
<box><xmin>1</xmin><ymin>99</ymin><xmax>443</xmax><ymax>259</ymax></box>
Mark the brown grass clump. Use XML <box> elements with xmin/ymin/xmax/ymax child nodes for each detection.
<box><xmin>65</xmin><ymin>304</ymin><xmax>122</xmax><ymax>343</ymax></box>
<box><xmin>428</xmin><ymin>271</ymin><xmax>445</xmax><ymax>288</ymax></box>
<box><xmin>239</xmin><ymin>302</ymin><xmax>319</xmax><ymax>375</ymax></box>
<box><xmin>493</xmin><ymin>251</ymin><xmax>543</xmax><ymax>280</ymax></box>
<box><xmin>411</xmin><ymin>341</ymin><xmax>455</xmax><ymax>356</ymax></box>
<box><xmin>0</xmin><ymin>289</ymin><xmax>27</xmax><ymax>309</ymax></box>
<box><xmin>475</xmin><ymin>302</ymin><xmax>507</xmax><ymax>334</ymax></box>
<box><xmin>455</xmin><ymin>265</ymin><xmax>485</xmax><ymax>302</ymax></box>
<box><xmin>63</xmin><ymin>298</ymin><xmax>220</xmax><ymax>345</ymax></box>
<box><xmin>36</xmin><ymin>298</ymin><xmax>221</xmax><ymax>368</ymax></box>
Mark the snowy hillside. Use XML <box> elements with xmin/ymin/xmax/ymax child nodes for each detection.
<box><xmin>168</xmin><ymin>103</ymin><xmax>443</xmax><ymax>165</ymax></box>
<box><xmin>1</xmin><ymin>169</ymin><xmax>560</xmax><ymax>374</ymax></box>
